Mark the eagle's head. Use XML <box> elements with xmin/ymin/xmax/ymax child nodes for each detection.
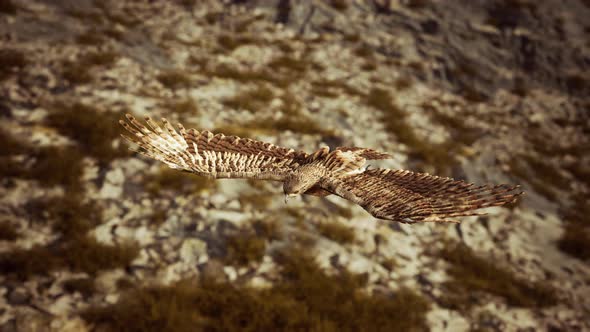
<box><xmin>283</xmin><ymin>165</ymin><xmax>324</xmax><ymax>200</ymax></box>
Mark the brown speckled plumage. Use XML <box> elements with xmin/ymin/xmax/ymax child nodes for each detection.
<box><xmin>121</xmin><ymin>115</ymin><xmax>523</xmax><ymax>224</ymax></box>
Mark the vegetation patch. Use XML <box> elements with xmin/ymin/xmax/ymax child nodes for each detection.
<box><xmin>156</xmin><ymin>70</ymin><xmax>193</xmax><ymax>90</ymax></box>
<box><xmin>163</xmin><ymin>98</ymin><xmax>199</xmax><ymax>116</ymax></box>
<box><xmin>329</xmin><ymin>0</ymin><xmax>349</xmax><ymax>11</ymax></box>
<box><xmin>437</xmin><ymin>242</ymin><xmax>558</xmax><ymax>310</ymax></box>
<box><xmin>0</xmin><ymin>235</ymin><xmax>138</xmax><ymax>280</ymax></box>
<box><xmin>0</xmin><ymin>0</ymin><xmax>18</xmax><ymax>14</ymax></box>
<box><xmin>252</xmin><ymin>219</ymin><xmax>282</xmax><ymax>241</ymax></box>
<box><xmin>394</xmin><ymin>76</ymin><xmax>413</xmax><ymax>90</ymax></box>
<box><xmin>149</xmin><ymin>208</ymin><xmax>168</xmax><ymax>227</ymax></box>
<box><xmin>0</xmin><ymin>130</ymin><xmax>28</xmax><ymax>156</ymax></box>
<box><xmin>367</xmin><ymin>88</ymin><xmax>454</xmax><ymax>174</ymax></box>
<box><xmin>242</xmin><ymin>116</ymin><xmax>335</xmax><ymax>136</ymax></box>
<box><xmin>221</xmin><ymin>84</ymin><xmax>274</xmax><ymax>112</ymax></box>
<box><xmin>0</xmin><ymin>48</ymin><xmax>27</xmax><ymax>81</ymax></box>
<box><xmin>61</xmin><ymin>50</ymin><xmax>120</xmax><ymax>85</ymax></box>
<box><xmin>217</xmin><ymin>33</ymin><xmax>257</xmax><ymax>51</ymax></box>
<box><xmin>1</xmin><ymin>193</ymin><xmax>138</xmax><ymax>280</ymax></box>
<box><xmin>360</xmin><ymin>60</ymin><xmax>378</xmax><ymax>71</ymax></box>
<box><xmin>216</xmin><ymin>90</ymin><xmax>335</xmax><ymax>137</ymax></box>
<box><xmin>46</xmin><ymin>103</ymin><xmax>129</xmax><ymax>163</ymax></box>
<box><xmin>62</xmin><ymin>63</ymin><xmax>93</xmax><ymax>85</ymax></box>
<box><xmin>0</xmin><ymin>220</ymin><xmax>18</xmax><ymax>241</ymax></box>
<box><xmin>507</xmin><ymin>153</ymin><xmax>568</xmax><ymax>201</ymax></box>
<box><xmin>557</xmin><ymin>194</ymin><xmax>590</xmax><ymax>261</ymax></box>
<box><xmin>311</xmin><ymin>79</ymin><xmax>365</xmax><ymax>99</ymax></box>
<box><xmin>26</xmin><ymin>195</ymin><xmax>102</xmax><ymax>238</ymax></box>
<box><xmin>81</xmin><ymin>248</ymin><xmax>429</xmax><ymax>332</ymax></box>
<box><xmin>63</xmin><ymin>277</ymin><xmax>96</xmax><ymax>298</ymax></box>
<box><xmin>380</xmin><ymin>257</ymin><xmax>398</xmax><ymax>272</ymax></box>
<box><xmin>268</xmin><ymin>55</ymin><xmax>308</xmax><ymax>75</ymax></box>
<box><xmin>328</xmin><ymin>203</ymin><xmax>354</xmax><ymax>219</ymax></box>
<box><xmin>238</xmin><ymin>193</ymin><xmax>273</xmax><ymax>210</ymax></box>
<box><xmin>224</xmin><ymin>231</ymin><xmax>266</xmax><ymax>266</ymax></box>
<box><xmin>0</xmin><ymin>144</ymin><xmax>85</xmax><ymax>192</ymax></box>
<box><xmin>420</xmin><ymin>99</ymin><xmax>482</xmax><ymax>152</ymax></box>
<box><xmin>30</xmin><ymin>146</ymin><xmax>86</xmax><ymax>190</ymax></box>
<box><xmin>206</xmin><ymin>62</ymin><xmax>298</xmax><ymax>88</ymax></box>
<box><xmin>76</xmin><ymin>29</ymin><xmax>109</xmax><ymax>45</ymax></box>
<box><xmin>557</xmin><ymin>225</ymin><xmax>590</xmax><ymax>262</ymax></box>
<box><xmin>145</xmin><ymin>167</ymin><xmax>216</xmax><ymax>196</ymax></box>
<box><xmin>80</xmin><ymin>51</ymin><xmax>119</xmax><ymax>67</ymax></box>
<box><xmin>316</xmin><ymin>221</ymin><xmax>356</xmax><ymax>244</ymax></box>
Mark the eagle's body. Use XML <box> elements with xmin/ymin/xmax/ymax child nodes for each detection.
<box><xmin>120</xmin><ymin>114</ymin><xmax>522</xmax><ymax>224</ymax></box>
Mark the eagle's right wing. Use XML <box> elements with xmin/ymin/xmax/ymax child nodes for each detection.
<box><xmin>120</xmin><ymin>114</ymin><xmax>308</xmax><ymax>181</ymax></box>
<box><xmin>321</xmin><ymin>168</ymin><xmax>522</xmax><ymax>223</ymax></box>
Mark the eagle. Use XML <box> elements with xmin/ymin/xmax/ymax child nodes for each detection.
<box><xmin>120</xmin><ymin>114</ymin><xmax>522</xmax><ymax>224</ymax></box>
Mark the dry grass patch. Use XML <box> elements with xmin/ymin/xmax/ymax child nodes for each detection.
<box><xmin>217</xmin><ymin>33</ymin><xmax>258</xmax><ymax>51</ymax></box>
<box><xmin>221</xmin><ymin>84</ymin><xmax>274</xmax><ymax>112</ymax></box>
<box><xmin>63</xmin><ymin>277</ymin><xmax>96</xmax><ymax>298</ymax></box>
<box><xmin>46</xmin><ymin>103</ymin><xmax>128</xmax><ymax>163</ymax></box>
<box><xmin>61</xmin><ymin>50</ymin><xmax>119</xmax><ymax>85</ymax></box>
<box><xmin>0</xmin><ymin>221</ymin><xmax>18</xmax><ymax>241</ymax></box>
<box><xmin>438</xmin><ymin>242</ymin><xmax>559</xmax><ymax>310</ymax></box>
<box><xmin>316</xmin><ymin>221</ymin><xmax>356</xmax><ymax>244</ymax></box>
<box><xmin>156</xmin><ymin>70</ymin><xmax>193</xmax><ymax>90</ymax></box>
<box><xmin>145</xmin><ymin>167</ymin><xmax>216</xmax><ymax>196</ymax></box>
<box><xmin>367</xmin><ymin>88</ymin><xmax>454</xmax><ymax>174</ymax></box>
<box><xmin>557</xmin><ymin>194</ymin><xmax>590</xmax><ymax>261</ymax></box>
<box><xmin>81</xmin><ymin>248</ymin><xmax>430</xmax><ymax>332</ymax></box>
<box><xmin>224</xmin><ymin>231</ymin><xmax>266</xmax><ymax>267</ymax></box>
<box><xmin>0</xmin><ymin>235</ymin><xmax>138</xmax><ymax>280</ymax></box>
<box><xmin>0</xmin><ymin>48</ymin><xmax>27</xmax><ymax>80</ymax></box>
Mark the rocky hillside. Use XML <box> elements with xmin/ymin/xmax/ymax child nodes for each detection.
<box><xmin>0</xmin><ymin>0</ymin><xmax>589</xmax><ymax>331</ymax></box>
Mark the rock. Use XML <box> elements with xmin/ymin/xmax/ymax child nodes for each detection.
<box><xmin>98</xmin><ymin>182</ymin><xmax>122</xmax><ymax>200</ymax></box>
<box><xmin>50</xmin><ymin>316</ymin><xmax>89</xmax><ymax>332</ymax></box>
<box><xmin>179</xmin><ymin>238</ymin><xmax>208</xmax><ymax>263</ymax></box>
<box><xmin>223</xmin><ymin>266</ymin><xmax>238</xmax><ymax>282</ymax></box>
<box><xmin>105</xmin><ymin>293</ymin><xmax>120</xmax><ymax>304</ymax></box>
<box><xmin>207</xmin><ymin>209</ymin><xmax>250</xmax><ymax>227</ymax></box>
<box><xmin>13</xmin><ymin>311</ymin><xmax>51</xmax><ymax>332</ymax></box>
<box><xmin>247</xmin><ymin>276</ymin><xmax>272</xmax><ymax>289</ymax></box>
<box><xmin>209</xmin><ymin>193</ymin><xmax>227</xmax><ymax>208</ymax></box>
<box><xmin>95</xmin><ymin>270</ymin><xmax>126</xmax><ymax>294</ymax></box>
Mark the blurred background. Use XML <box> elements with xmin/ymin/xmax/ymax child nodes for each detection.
<box><xmin>0</xmin><ymin>0</ymin><xmax>588</xmax><ymax>331</ymax></box>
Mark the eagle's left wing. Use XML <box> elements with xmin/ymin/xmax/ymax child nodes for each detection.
<box><xmin>320</xmin><ymin>168</ymin><xmax>522</xmax><ymax>223</ymax></box>
<box><xmin>120</xmin><ymin>114</ymin><xmax>308</xmax><ymax>181</ymax></box>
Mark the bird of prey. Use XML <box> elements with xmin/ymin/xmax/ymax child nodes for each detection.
<box><xmin>120</xmin><ymin>114</ymin><xmax>522</xmax><ymax>224</ymax></box>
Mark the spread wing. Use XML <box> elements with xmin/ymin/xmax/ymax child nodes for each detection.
<box><xmin>335</xmin><ymin>147</ymin><xmax>392</xmax><ymax>160</ymax></box>
<box><xmin>321</xmin><ymin>168</ymin><xmax>523</xmax><ymax>223</ymax></box>
<box><xmin>120</xmin><ymin>114</ymin><xmax>308</xmax><ymax>181</ymax></box>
